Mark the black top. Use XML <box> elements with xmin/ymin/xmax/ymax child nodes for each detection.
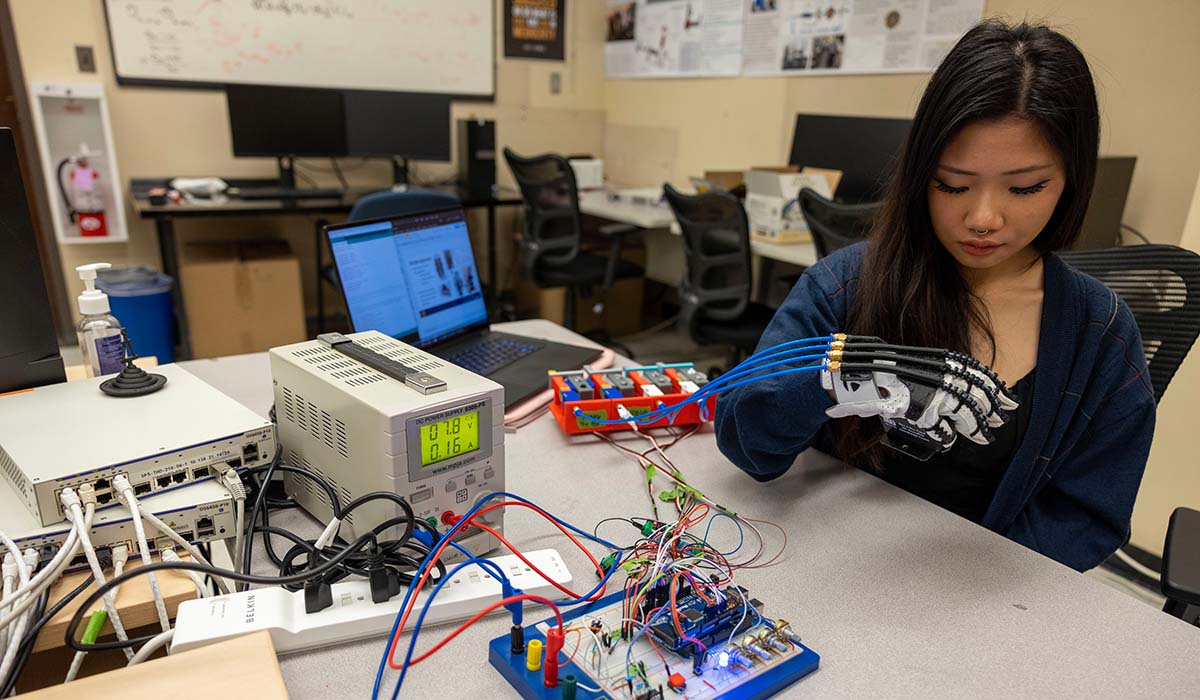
<box><xmin>880</xmin><ymin>369</ymin><xmax>1037</xmax><ymax>523</ymax></box>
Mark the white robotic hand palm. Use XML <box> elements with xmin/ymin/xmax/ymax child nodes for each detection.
<box><xmin>819</xmin><ymin>337</ymin><xmax>1019</xmax><ymax>459</ymax></box>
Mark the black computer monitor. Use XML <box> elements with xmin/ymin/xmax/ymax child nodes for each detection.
<box><xmin>226</xmin><ymin>84</ymin><xmax>349</xmax><ymax>158</ymax></box>
<box><xmin>788</xmin><ymin>114</ymin><xmax>912</xmax><ymax>202</ymax></box>
<box><xmin>0</xmin><ymin>128</ymin><xmax>65</xmax><ymax>393</ymax></box>
<box><xmin>1073</xmin><ymin>156</ymin><xmax>1136</xmax><ymax>250</ymax></box>
<box><xmin>344</xmin><ymin>90</ymin><xmax>452</xmax><ymax>162</ymax></box>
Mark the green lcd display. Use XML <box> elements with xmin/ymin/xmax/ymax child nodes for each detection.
<box><xmin>419</xmin><ymin>410</ymin><xmax>480</xmax><ymax>466</ymax></box>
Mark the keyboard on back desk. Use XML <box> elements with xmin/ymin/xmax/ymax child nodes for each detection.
<box><xmin>443</xmin><ymin>336</ymin><xmax>544</xmax><ymax>376</ymax></box>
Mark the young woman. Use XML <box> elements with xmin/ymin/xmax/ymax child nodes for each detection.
<box><xmin>715</xmin><ymin>20</ymin><xmax>1155</xmax><ymax>572</ymax></box>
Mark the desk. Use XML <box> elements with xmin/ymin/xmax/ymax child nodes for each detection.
<box><xmin>179</xmin><ymin>318</ymin><xmax>1200</xmax><ymax>699</ymax></box>
<box><xmin>578</xmin><ymin>190</ymin><xmax>817</xmax><ymax>297</ymax></box>
<box><xmin>131</xmin><ymin>184</ymin><xmax>521</xmax><ymax>358</ymax></box>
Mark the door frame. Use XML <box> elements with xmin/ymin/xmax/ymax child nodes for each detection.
<box><xmin>0</xmin><ymin>0</ymin><xmax>73</xmax><ymax>343</ymax></box>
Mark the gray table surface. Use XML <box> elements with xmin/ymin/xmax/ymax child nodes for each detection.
<box><xmin>180</xmin><ymin>320</ymin><xmax>1200</xmax><ymax>700</ymax></box>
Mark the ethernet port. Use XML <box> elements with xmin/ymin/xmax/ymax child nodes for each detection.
<box><xmin>197</xmin><ymin>528</ymin><xmax>215</xmax><ymax>539</ymax></box>
<box><xmin>191</xmin><ymin>468</ymin><xmax>209</xmax><ymax>480</ymax></box>
<box><xmin>96</xmin><ymin>492</ymin><xmax>113</xmax><ymax>505</ymax></box>
<box><xmin>178</xmin><ymin>530</ymin><xmax>195</xmax><ymax>542</ymax></box>
<box><xmin>242</xmin><ymin>443</ymin><xmax>259</xmax><ymax>463</ymax></box>
<box><xmin>226</xmin><ymin>457</ymin><xmax>243</xmax><ymax>469</ymax></box>
<box><xmin>155</xmin><ymin>476</ymin><xmax>172</xmax><ymax>489</ymax></box>
<box><xmin>172</xmin><ymin>471</ymin><xmax>187</xmax><ymax>484</ymax></box>
<box><xmin>134</xmin><ymin>482</ymin><xmax>152</xmax><ymax>496</ymax></box>
<box><xmin>69</xmin><ymin>553</ymin><xmax>88</xmax><ymax>567</ymax></box>
<box><xmin>93</xmin><ymin>478</ymin><xmax>110</xmax><ymax>490</ymax></box>
<box><xmin>196</xmin><ymin>516</ymin><xmax>214</xmax><ymax>531</ymax></box>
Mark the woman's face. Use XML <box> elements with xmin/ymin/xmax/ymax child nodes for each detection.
<box><xmin>927</xmin><ymin>116</ymin><xmax>1066</xmax><ymax>273</ymax></box>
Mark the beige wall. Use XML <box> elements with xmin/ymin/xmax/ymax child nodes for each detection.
<box><xmin>8</xmin><ymin>0</ymin><xmax>608</xmax><ymax>319</ymax></box>
<box><xmin>1129</xmin><ymin>171</ymin><xmax>1200</xmax><ymax>553</ymax></box>
<box><xmin>606</xmin><ymin>0</ymin><xmax>1200</xmax><ymax>247</ymax></box>
<box><xmin>605</xmin><ymin>0</ymin><xmax>1200</xmax><ymax>555</ymax></box>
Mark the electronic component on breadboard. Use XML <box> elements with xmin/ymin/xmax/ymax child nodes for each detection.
<box><xmin>547</xmin><ymin>363</ymin><xmax>718</xmax><ymax>435</ymax></box>
<box><xmin>489</xmin><ymin>589</ymin><xmax>819</xmax><ymax>700</ymax></box>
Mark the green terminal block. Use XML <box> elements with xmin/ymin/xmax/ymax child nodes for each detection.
<box><xmin>600</xmin><ymin>553</ymin><xmax>616</xmax><ymax>572</ymax></box>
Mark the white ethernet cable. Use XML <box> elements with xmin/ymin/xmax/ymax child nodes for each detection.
<box><xmin>62</xmin><ymin>487</ymin><xmax>135</xmax><ymax>664</ymax></box>
<box><xmin>0</xmin><ymin>509</ymin><xmax>85</xmax><ymax>634</ymax></box>
<box><xmin>112</xmin><ymin>476</ymin><xmax>171</xmax><ymax>635</ymax></box>
<box><xmin>0</xmin><ymin>551</ymin><xmax>15</xmax><ymax>654</ymax></box>
<box><xmin>0</xmin><ymin>537</ymin><xmax>33</xmax><ymax>689</ymax></box>
<box><xmin>126</xmin><ymin>629</ymin><xmax>174</xmax><ymax>667</ymax></box>
<box><xmin>159</xmin><ymin>550</ymin><xmax>208</xmax><ymax>599</ymax></box>
<box><xmin>110</xmin><ymin>544</ymin><xmax>129</xmax><ymax>597</ymax></box>
<box><xmin>136</xmin><ymin>510</ymin><xmax>230</xmax><ymax>596</ymax></box>
<box><xmin>221</xmin><ymin>470</ymin><xmax>248</xmax><ymax>590</ymax></box>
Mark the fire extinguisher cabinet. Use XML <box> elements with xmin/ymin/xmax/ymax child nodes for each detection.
<box><xmin>27</xmin><ymin>82</ymin><xmax>128</xmax><ymax>244</ymax></box>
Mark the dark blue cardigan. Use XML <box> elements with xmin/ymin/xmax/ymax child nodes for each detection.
<box><xmin>715</xmin><ymin>243</ymin><xmax>1156</xmax><ymax>571</ymax></box>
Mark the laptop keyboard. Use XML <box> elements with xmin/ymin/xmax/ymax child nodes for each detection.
<box><xmin>444</xmin><ymin>336</ymin><xmax>545</xmax><ymax>376</ymax></box>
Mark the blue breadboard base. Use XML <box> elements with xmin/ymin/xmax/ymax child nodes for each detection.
<box><xmin>488</xmin><ymin>592</ymin><xmax>820</xmax><ymax>700</ymax></box>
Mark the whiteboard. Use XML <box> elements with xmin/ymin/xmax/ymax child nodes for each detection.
<box><xmin>103</xmin><ymin>0</ymin><xmax>494</xmax><ymax>96</ymax></box>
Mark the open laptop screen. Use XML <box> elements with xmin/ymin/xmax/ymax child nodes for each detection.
<box><xmin>327</xmin><ymin>207</ymin><xmax>487</xmax><ymax>347</ymax></box>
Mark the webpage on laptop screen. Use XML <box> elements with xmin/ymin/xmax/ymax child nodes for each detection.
<box><xmin>328</xmin><ymin>209</ymin><xmax>486</xmax><ymax>345</ymax></box>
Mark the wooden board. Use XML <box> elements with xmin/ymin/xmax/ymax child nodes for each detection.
<box><xmin>34</xmin><ymin>554</ymin><xmax>201</xmax><ymax>653</ymax></box>
<box><xmin>15</xmin><ymin>631</ymin><xmax>286</xmax><ymax>700</ymax></box>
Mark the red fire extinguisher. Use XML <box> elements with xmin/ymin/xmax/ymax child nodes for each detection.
<box><xmin>56</xmin><ymin>146</ymin><xmax>108</xmax><ymax>238</ymax></box>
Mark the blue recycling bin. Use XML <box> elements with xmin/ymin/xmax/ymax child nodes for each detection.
<box><xmin>96</xmin><ymin>267</ymin><xmax>175</xmax><ymax>364</ymax></box>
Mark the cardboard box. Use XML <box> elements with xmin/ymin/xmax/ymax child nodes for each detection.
<box><xmin>517</xmin><ymin>277</ymin><xmax>645</xmax><ymax>337</ymax></box>
<box><xmin>695</xmin><ymin>166</ymin><xmax>799</xmax><ymax>195</ymax></box>
<box><xmin>516</xmin><ymin>243</ymin><xmax>646</xmax><ymax>336</ymax></box>
<box><xmin>744</xmin><ymin>168</ymin><xmax>841</xmax><ymax>244</ymax></box>
<box><xmin>180</xmin><ymin>240</ymin><xmax>306</xmax><ymax>358</ymax></box>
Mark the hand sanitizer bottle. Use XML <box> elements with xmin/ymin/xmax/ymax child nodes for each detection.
<box><xmin>75</xmin><ymin>263</ymin><xmax>124</xmax><ymax>377</ymax></box>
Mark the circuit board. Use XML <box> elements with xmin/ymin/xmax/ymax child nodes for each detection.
<box><xmin>488</xmin><ymin>590</ymin><xmax>819</xmax><ymax>700</ymax></box>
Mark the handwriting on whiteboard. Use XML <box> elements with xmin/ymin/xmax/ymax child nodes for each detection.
<box><xmin>249</xmin><ymin>1</ymin><xmax>353</xmax><ymax>20</ymax></box>
<box><xmin>105</xmin><ymin>0</ymin><xmax>493</xmax><ymax>94</ymax></box>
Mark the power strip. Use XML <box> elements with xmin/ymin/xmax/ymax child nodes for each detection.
<box><xmin>172</xmin><ymin>548</ymin><xmax>573</xmax><ymax>654</ymax></box>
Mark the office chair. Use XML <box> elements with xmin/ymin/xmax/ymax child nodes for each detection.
<box><xmin>1058</xmin><ymin>244</ymin><xmax>1200</xmax><ymax>622</ymax></box>
<box><xmin>316</xmin><ymin>188</ymin><xmax>461</xmax><ymax>332</ymax></box>
<box><xmin>797</xmin><ymin>187</ymin><xmax>880</xmax><ymax>259</ymax></box>
<box><xmin>663</xmin><ymin>184</ymin><xmax>775</xmax><ymax>366</ymax></box>
<box><xmin>1058</xmin><ymin>244</ymin><xmax>1200</xmax><ymax>403</ymax></box>
<box><xmin>346</xmin><ymin>188</ymin><xmax>460</xmax><ymax>223</ymax></box>
<box><xmin>1161</xmin><ymin>506</ymin><xmax>1200</xmax><ymax>626</ymax></box>
<box><xmin>502</xmin><ymin>148</ymin><xmax>642</xmax><ymax>331</ymax></box>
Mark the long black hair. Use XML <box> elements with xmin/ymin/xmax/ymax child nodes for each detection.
<box><xmin>836</xmin><ymin>19</ymin><xmax>1100</xmax><ymax>466</ymax></box>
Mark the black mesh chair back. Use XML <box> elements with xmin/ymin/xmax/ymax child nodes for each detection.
<box><xmin>663</xmin><ymin>184</ymin><xmax>753</xmax><ymax>339</ymax></box>
<box><xmin>1059</xmin><ymin>244</ymin><xmax>1200</xmax><ymax>403</ymax></box>
<box><xmin>502</xmin><ymin>148</ymin><xmax>583</xmax><ymax>282</ymax></box>
<box><xmin>798</xmin><ymin>187</ymin><xmax>880</xmax><ymax>259</ymax></box>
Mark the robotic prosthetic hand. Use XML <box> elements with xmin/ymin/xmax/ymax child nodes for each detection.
<box><xmin>819</xmin><ymin>335</ymin><xmax>1020</xmax><ymax>460</ymax></box>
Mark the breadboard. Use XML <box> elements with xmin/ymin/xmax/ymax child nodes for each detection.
<box><xmin>489</xmin><ymin>591</ymin><xmax>819</xmax><ymax>699</ymax></box>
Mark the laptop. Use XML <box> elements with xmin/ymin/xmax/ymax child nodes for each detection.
<box><xmin>325</xmin><ymin>207</ymin><xmax>601</xmax><ymax>406</ymax></box>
